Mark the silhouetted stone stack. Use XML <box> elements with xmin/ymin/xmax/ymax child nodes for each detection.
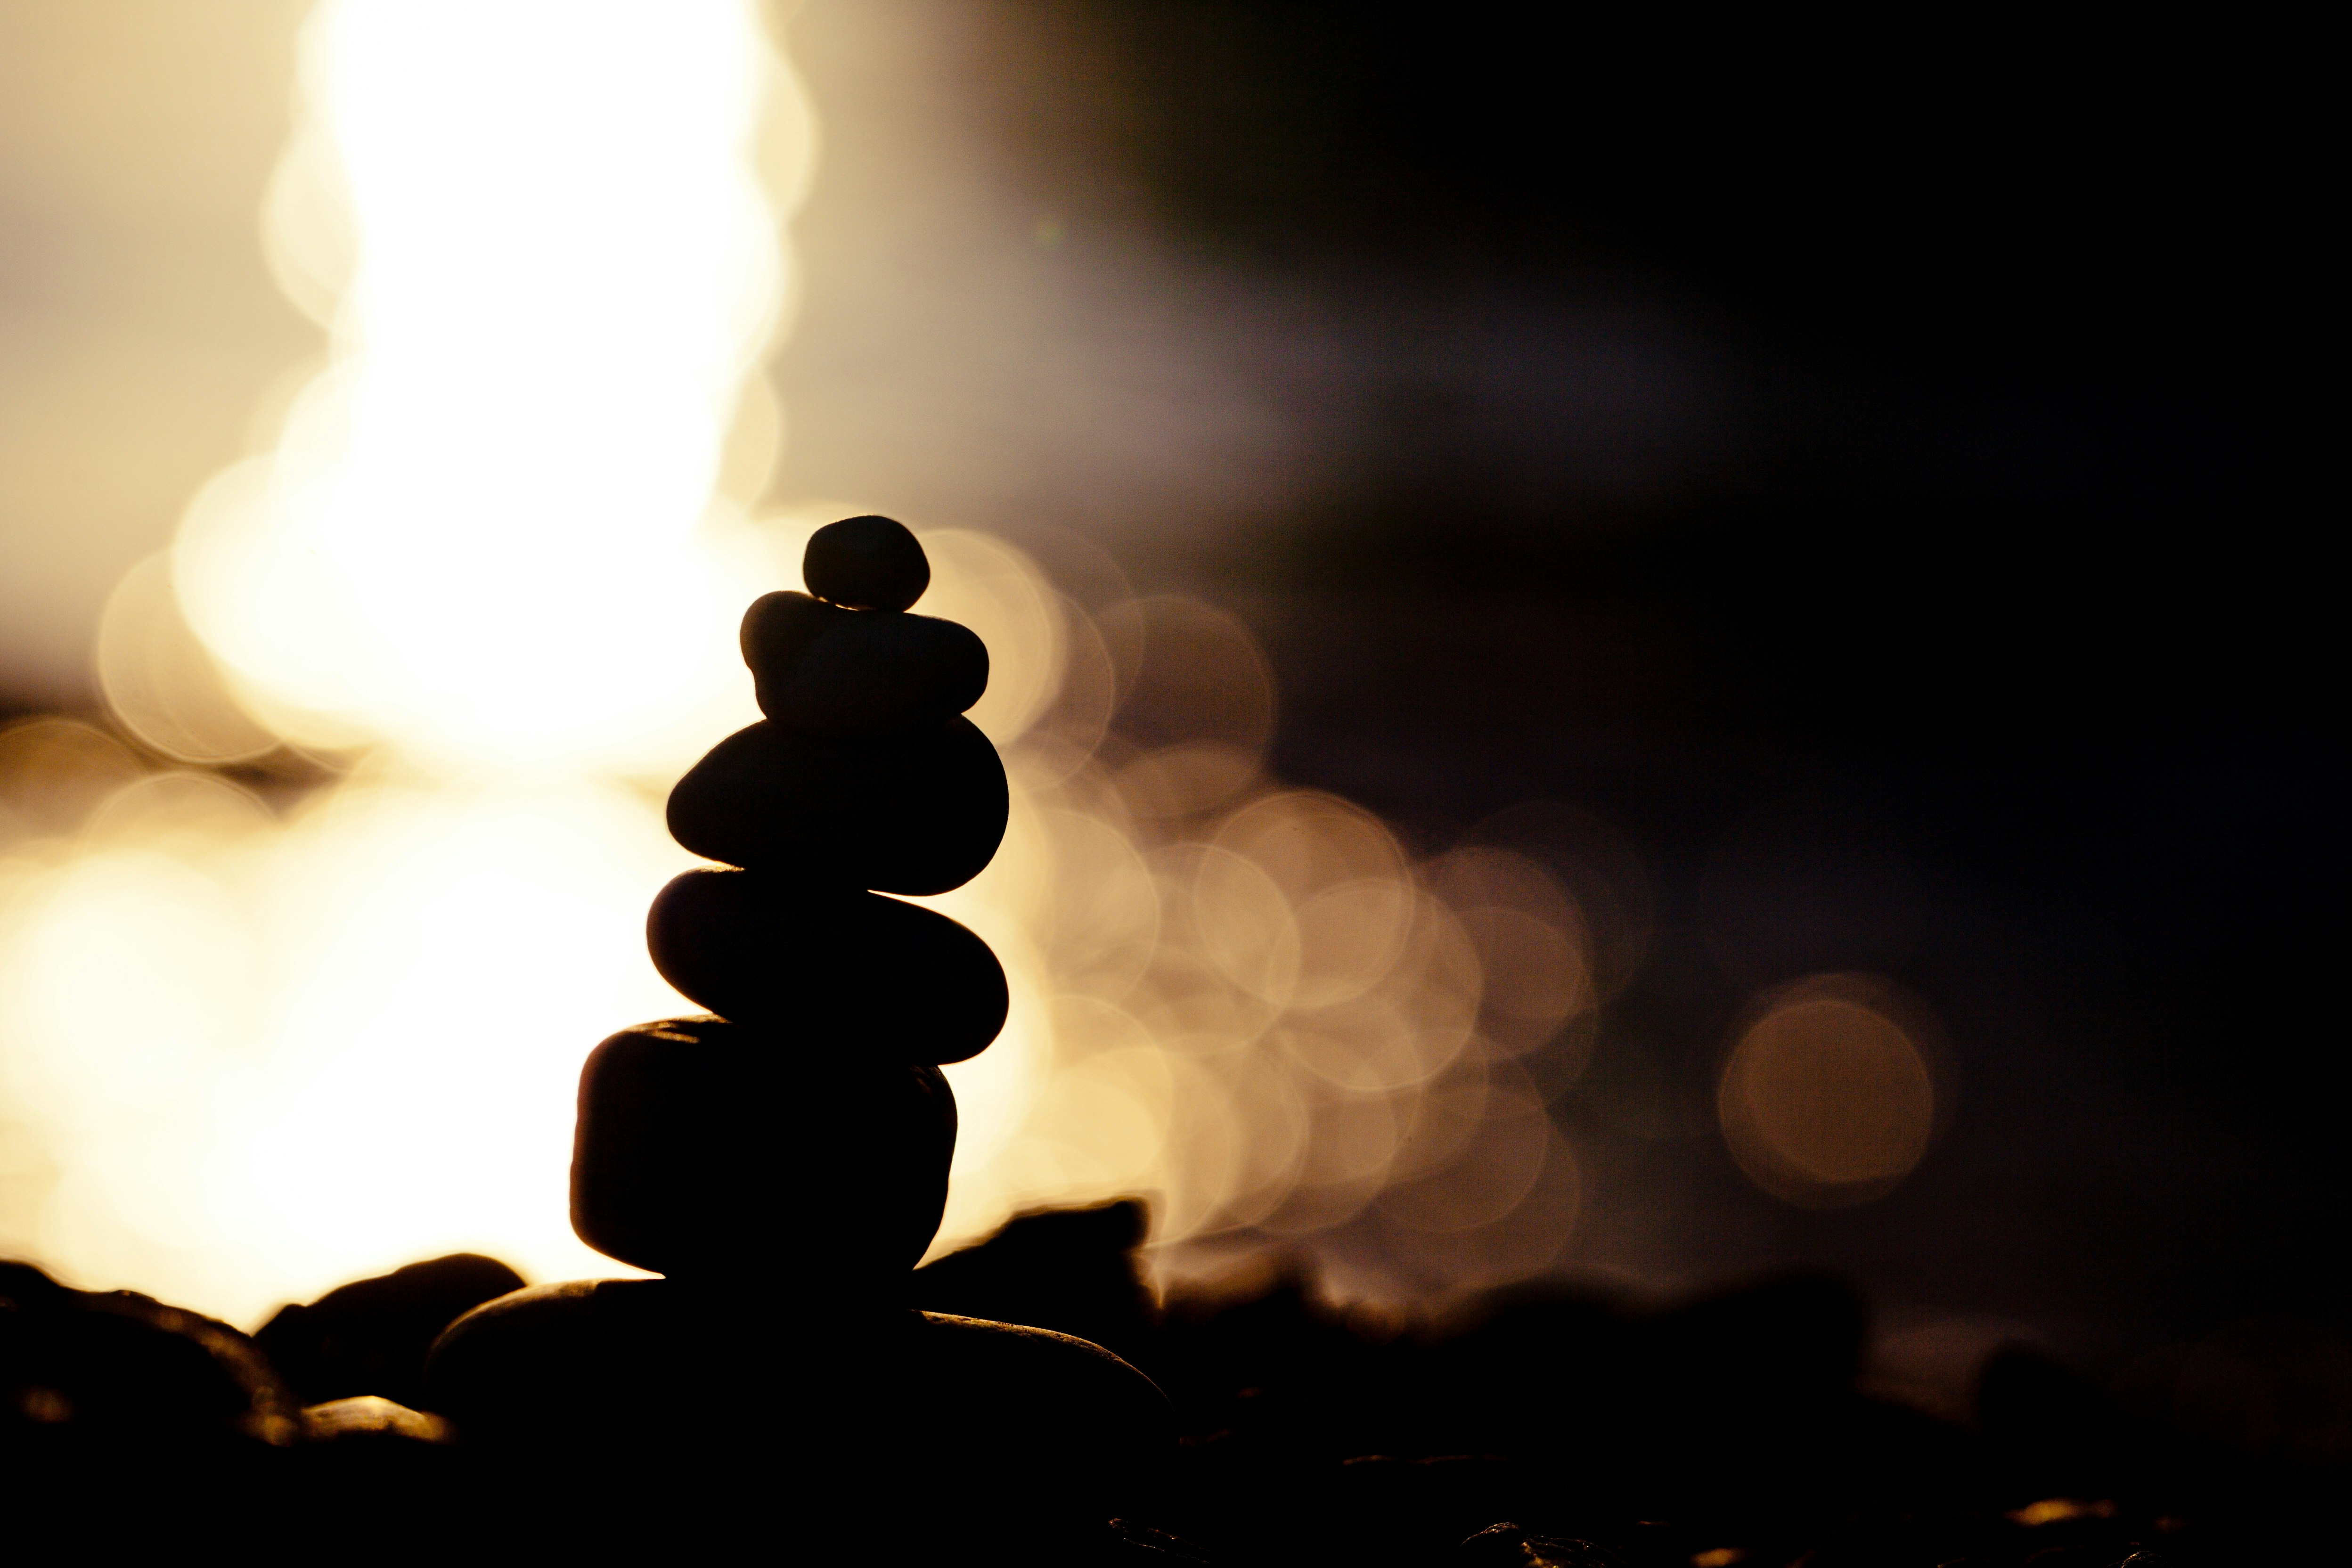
<box><xmin>422</xmin><ymin>517</ymin><xmax>1168</xmax><ymax>1548</ymax></box>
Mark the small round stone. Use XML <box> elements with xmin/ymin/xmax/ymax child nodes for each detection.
<box><xmin>645</xmin><ymin>870</ymin><xmax>1008</xmax><ymax>1062</ymax></box>
<box><xmin>740</xmin><ymin>592</ymin><xmax>988</xmax><ymax>737</ymax></box>
<box><xmin>422</xmin><ymin>1278</ymin><xmax>690</xmax><ymax>1454</ymax></box>
<box><xmin>666</xmin><ymin>718</ymin><xmax>1007</xmax><ymax>894</ymax></box>
<box><xmin>804</xmin><ymin>514</ymin><xmax>930</xmax><ymax>612</ymax></box>
<box><xmin>739</xmin><ymin>589</ymin><xmax>839</xmax><ymax>677</ymax></box>
<box><xmin>571</xmin><ymin>1017</ymin><xmax>956</xmax><ymax>1279</ymax></box>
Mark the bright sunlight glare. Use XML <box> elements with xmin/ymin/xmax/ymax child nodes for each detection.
<box><xmin>0</xmin><ymin>1</ymin><xmax>1613</xmax><ymax>1330</ymax></box>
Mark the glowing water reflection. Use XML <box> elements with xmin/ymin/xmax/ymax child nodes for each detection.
<box><xmin>0</xmin><ymin>1</ymin><xmax>1607</xmax><ymax>1325</ymax></box>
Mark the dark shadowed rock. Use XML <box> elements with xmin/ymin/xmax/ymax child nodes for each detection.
<box><xmin>572</xmin><ymin>1016</ymin><xmax>955</xmax><ymax>1280</ymax></box>
<box><xmin>647</xmin><ymin>869</ymin><xmax>1008</xmax><ymax>1062</ymax></box>
<box><xmin>422</xmin><ymin>1278</ymin><xmax>685</xmax><ymax>1448</ymax></box>
<box><xmin>253</xmin><ymin>1252</ymin><xmax>525</xmax><ymax>1409</ymax></box>
<box><xmin>740</xmin><ymin>588</ymin><xmax>836</xmax><ymax>677</ymax></box>
<box><xmin>914</xmin><ymin>1198</ymin><xmax>1156</xmax><ymax>1363</ymax></box>
<box><xmin>667</xmin><ymin>717</ymin><xmax>1007</xmax><ymax>893</ymax></box>
<box><xmin>286</xmin><ymin>1396</ymin><xmax>470</xmax><ymax>1539</ymax></box>
<box><xmin>1102</xmin><ymin>1519</ymin><xmax>1223</xmax><ymax>1561</ymax></box>
<box><xmin>803</xmin><ymin>514</ymin><xmax>931</xmax><ymax>612</ymax></box>
<box><xmin>898</xmin><ymin>1311</ymin><xmax>1175</xmax><ymax>1527</ymax></box>
<box><xmin>2</xmin><ymin>1258</ymin><xmax>296</xmax><ymax>1451</ymax></box>
<box><xmin>1454</xmin><ymin>1523</ymin><xmax>1626</xmax><ymax>1566</ymax></box>
<box><xmin>425</xmin><ymin>1286</ymin><xmax>1170</xmax><ymax>1543</ymax></box>
<box><xmin>740</xmin><ymin>591</ymin><xmax>988</xmax><ymax>737</ymax></box>
<box><xmin>3</xmin><ymin>1258</ymin><xmax>299</xmax><ymax>1538</ymax></box>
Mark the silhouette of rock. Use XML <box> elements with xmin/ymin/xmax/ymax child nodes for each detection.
<box><xmin>894</xmin><ymin>1312</ymin><xmax>1174</xmax><ymax>1528</ymax></box>
<box><xmin>741</xmin><ymin>591</ymin><xmax>988</xmax><ymax>736</ymax></box>
<box><xmin>572</xmin><ymin>1017</ymin><xmax>955</xmax><ymax>1280</ymax></box>
<box><xmin>254</xmin><ymin>1253</ymin><xmax>524</xmax><ymax>1410</ymax></box>
<box><xmin>913</xmin><ymin>1198</ymin><xmax>1156</xmax><ymax>1363</ymax></box>
<box><xmin>2</xmin><ymin>1258</ymin><xmax>296</xmax><ymax>1449</ymax></box>
<box><xmin>3</xmin><ymin>1257</ymin><xmax>298</xmax><ymax>1538</ymax></box>
<box><xmin>417</xmin><ymin>538</ymin><xmax>1183</xmax><ymax>1546</ymax></box>
<box><xmin>802</xmin><ymin>513</ymin><xmax>931</xmax><ymax>612</ymax></box>
<box><xmin>647</xmin><ymin>869</ymin><xmax>1008</xmax><ymax>1061</ymax></box>
<box><xmin>739</xmin><ymin>586</ymin><xmax>834</xmax><ymax>673</ymax></box>
<box><xmin>426</xmin><ymin>1286</ymin><xmax>1170</xmax><ymax>1536</ymax></box>
<box><xmin>668</xmin><ymin>717</ymin><xmax>1007</xmax><ymax>893</ymax></box>
<box><xmin>422</xmin><ymin>1278</ymin><xmax>691</xmax><ymax>1453</ymax></box>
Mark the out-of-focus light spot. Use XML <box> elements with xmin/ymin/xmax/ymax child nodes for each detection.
<box><xmin>1423</xmin><ymin>841</ymin><xmax>1601</xmax><ymax>1088</ymax></box>
<box><xmin>83</xmin><ymin>771</ymin><xmax>274</xmax><ymax>851</ymax></box>
<box><xmin>1456</xmin><ymin>908</ymin><xmax>1587</xmax><ymax>1027</ymax></box>
<box><xmin>1717</xmin><ymin>973</ymin><xmax>1940</xmax><ymax>1207</ymax></box>
<box><xmin>1456</xmin><ymin>800</ymin><xmax>1655</xmax><ymax>1006</ymax></box>
<box><xmin>0</xmin><ymin>720</ymin><xmax>143</xmax><ymax>845</ymax></box>
<box><xmin>97</xmin><ymin>555</ymin><xmax>280</xmax><ymax>766</ymax></box>
<box><xmin>909</xmin><ymin>529</ymin><xmax>1067</xmax><ymax>745</ymax></box>
<box><xmin>1379</xmin><ymin>1067</ymin><xmax>1554</xmax><ymax>1234</ymax></box>
<box><xmin>1097</xmin><ymin>596</ymin><xmax>1274</xmax><ymax>817</ymax></box>
<box><xmin>1190</xmin><ymin>846</ymin><xmax>1303</xmax><ymax>1004</ymax></box>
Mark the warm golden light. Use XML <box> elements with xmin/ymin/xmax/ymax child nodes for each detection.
<box><xmin>0</xmin><ymin>1</ymin><xmax>1605</xmax><ymax>1325</ymax></box>
<box><xmin>2</xmin><ymin>0</ymin><xmax>797</xmax><ymax>1318</ymax></box>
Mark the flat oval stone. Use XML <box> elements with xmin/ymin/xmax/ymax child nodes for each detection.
<box><xmin>423</xmin><ymin>1289</ymin><xmax>1170</xmax><ymax>1548</ymax></box>
<box><xmin>739</xmin><ymin>592</ymin><xmax>987</xmax><ymax>737</ymax></box>
<box><xmin>572</xmin><ymin>1017</ymin><xmax>955</xmax><ymax>1278</ymax></box>
<box><xmin>667</xmin><ymin>719</ymin><xmax>1006</xmax><ymax>894</ymax></box>
<box><xmin>804</xmin><ymin>514</ymin><xmax>930</xmax><ymax>612</ymax></box>
<box><xmin>646</xmin><ymin>870</ymin><xmax>1007</xmax><ymax>1062</ymax></box>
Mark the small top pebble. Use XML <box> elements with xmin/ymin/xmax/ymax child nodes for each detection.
<box><xmin>805</xmin><ymin>515</ymin><xmax>930</xmax><ymax>612</ymax></box>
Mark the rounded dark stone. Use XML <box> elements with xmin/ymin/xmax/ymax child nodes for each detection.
<box><xmin>419</xmin><ymin>1279</ymin><xmax>725</xmax><ymax>1494</ymax></box>
<box><xmin>803</xmin><ymin>514</ymin><xmax>930</xmax><ymax>612</ymax></box>
<box><xmin>888</xmin><ymin>1311</ymin><xmax>1174</xmax><ymax>1532</ymax></box>
<box><xmin>571</xmin><ymin>1017</ymin><xmax>955</xmax><ymax>1278</ymax></box>
<box><xmin>424</xmin><ymin>1288</ymin><xmax>1169</xmax><ymax>1538</ymax></box>
<box><xmin>253</xmin><ymin>1253</ymin><xmax>524</xmax><ymax>1410</ymax></box>
<box><xmin>739</xmin><ymin>591</ymin><xmax>988</xmax><ymax>737</ymax></box>
<box><xmin>646</xmin><ymin>869</ymin><xmax>1008</xmax><ymax>1062</ymax></box>
<box><xmin>0</xmin><ymin>1259</ymin><xmax>297</xmax><ymax>1448</ymax></box>
<box><xmin>666</xmin><ymin>718</ymin><xmax>1007</xmax><ymax>894</ymax></box>
<box><xmin>1</xmin><ymin>1259</ymin><xmax>301</xmax><ymax>1535</ymax></box>
<box><xmin>738</xmin><ymin>588</ymin><xmax>839</xmax><ymax>678</ymax></box>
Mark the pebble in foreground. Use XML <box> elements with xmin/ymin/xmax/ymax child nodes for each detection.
<box><xmin>425</xmin><ymin>515</ymin><xmax>1170</xmax><ymax>1542</ymax></box>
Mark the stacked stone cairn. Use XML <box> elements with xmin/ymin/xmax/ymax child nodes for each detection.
<box><xmin>425</xmin><ymin>517</ymin><xmax>1169</xmax><ymax>1544</ymax></box>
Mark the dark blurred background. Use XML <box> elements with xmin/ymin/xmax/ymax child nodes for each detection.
<box><xmin>770</xmin><ymin>0</ymin><xmax>2339</xmax><ymax>1387</ymax></box>
<box><xmin>2</xmin><ymin>0</ymin><xmax>2336</xmax><ymax>1434</ymax></box>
